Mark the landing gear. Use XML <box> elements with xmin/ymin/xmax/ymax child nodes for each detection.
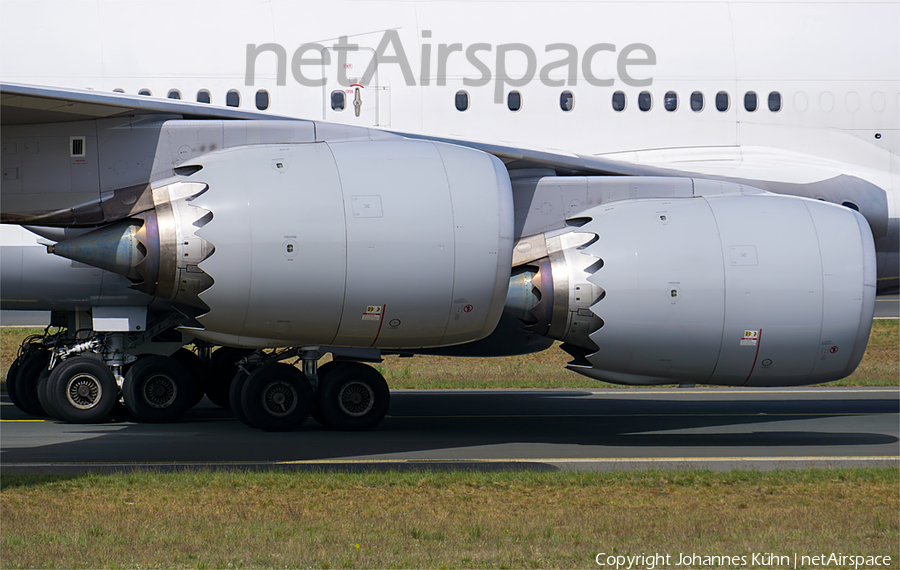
<box><xmin>316</xmin><ymin>361</ymin><xmax>390</xmax><ymax>431</ymax></box>
<box><xmin>206</xmin><ymin>347</ymin><xmax>254</xmax><ymax>409</ymax></box>
<box><xmin>44</xmin><ymin>356</ymin><xmax>118</xmax><ymax>423</ymax></box>
<box><xmin>122</xmin><ymin>356</ymin><xmax>195</xmax><ymax>422</ymax></box>
<box><xmin>229</xmin><ymin>367</ymin><xmax>256</xmax><ymax>427</ymax></box>
<box><xmin>239</xmin><ymin>363</ymin><xmax>313</xmax><ymax>431</ymax></box>
<box><xmin>12</xmin><ymin>350</ymin><xmax>51</xmax><ymax>417</ymax></box>
<box><xmin>169</xmin><ymin>348</ymin><xmax>208</xmax><ymax>408</ymax></box>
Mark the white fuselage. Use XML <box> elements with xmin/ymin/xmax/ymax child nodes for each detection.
<box><xmin>2</xmin><ymin>1</ymin><xmax>897</xmax><ymax>200</ymax></box>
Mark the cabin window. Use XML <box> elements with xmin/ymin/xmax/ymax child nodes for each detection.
<box><xmin>256</xmin><ymin>90</ymin><xmax>270</xmax><ymax>111</ymax></box>
<box><xmin>507</xmin><ymin>91</ymin><xmax>522</xmax><ymax>112</ymax></box>
<box><xmin>560</xmin><ymin>91</ymin><xmax>574</xmax><ymax>112</ymax></box>
<box><xmin>167</xmin><ymin>89</ymin><xmax>181</xmax><ymax>100</ymax></box>
<box><xmin>690</xmin><ymin>91</ymin><xmax>704</xmax><ymax>111</ymax></box>
<box><xmin>664</xmin><ymin>91</ymin><xmax>677</xmax><ymax>111</ymax></box>
<box><xmin>113</xmin><ymin>88</ymin><xmax>125</xmax><ymax>93</ymax></box>
<box><xmin>226</xmin><ymin>90</ymin><xmax>241</xmax><ymax>107</ymax></box>
<box><xmin>715</xmin><ymin>91</ymin><xmax>729</xmax><ymax>112</ymax></box>
<box><xmin>638</xmin><ymin>91</ymin><xmax>652</xmax><ymax>112</ymax></box>
<box><xmin>744</xmin><ymin>91</ymin><xmax>758</xmax><ymax>112</ymax></box>
<box><xmin>331</xmin><ymin>90</ymin><xmax>345</xmax><ymax>111</ymax></box>
<box><xmin>197</xmin><ymin>90</ymin><xmax>211</xmax><ymax>104</ymax></box>
<box><xmin>455</xmin><ymin>90</ymin><xmax>469</xmax><ymax>111</ymax></box>
<box><xmin>612</xmin><ymin>91</ymin><xmax>626</xmax><ymax>111</ymax></box>
<box><xmin>768</xmin><ymin>91</ymin><xmax>782</xmax><ymax>112</ymax></box>
<box><xmin>138</xmin><ymin>88</ymin><xmax>152</xmax><ymax>96</ymax></box>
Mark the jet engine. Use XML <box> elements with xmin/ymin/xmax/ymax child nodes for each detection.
<box><xmin>48</xmin><ymin>139</ymin><xmax>515</xmax><ymax>349</ymax></box>
<box><xmin>505</xmin><ymin>178</ymin><xmax>877</xmax><ymax>386</ymax></box>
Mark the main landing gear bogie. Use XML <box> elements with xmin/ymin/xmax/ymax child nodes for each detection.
<box><xmin>7</xmin><ymin>333</ymin><xmax>392</xmax><ymax>432</ymax></box>
<box><xmin>225</xmin><ymin>357</ymin><xmax>391</xmax><ymax>433</ymax></box>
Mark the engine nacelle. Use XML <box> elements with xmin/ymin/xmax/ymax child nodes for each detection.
<box><xmin>511</xmin><ymin>179</ymin><xmax>877</xmax><ymax>386</ymax></box>
<box><xmin>169</xmin><ymin>139</ymin><xmax>514</xmax><ymax>348</ymax></box>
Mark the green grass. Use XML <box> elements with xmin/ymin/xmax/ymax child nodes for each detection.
<box><xmin>1</xmin><ymin>469</ymin><xmax>897</xmax><ymax>569</ymax></box>
<box><xmin>2</xmin><ymin>320</ymin><xmax>897</xmax><ymax>391</ymax></box>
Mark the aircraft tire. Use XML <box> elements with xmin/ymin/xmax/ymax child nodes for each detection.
<box><xmin>229</xmin><ymin>368</ymin><xmax>256</xmax><ymax>428</ymax></box>
<box><xmin>123</xmin><ymin>356</ymin><xmax>194</xmax><ymax>423</ymax></box>
<box><xmin>316</xmin><ymin>362</ymin><xmax>389</xmax><ymax>431</ymax></box>
<box><xmin>46</xmin><ymin>356</ymin><xmax>117</xmax><ymax>424</ymax></box>
<box><xmin>12</xmin><ymin>350</ymin><xmax>51</xmax><ymax>417</ymax></box>
<box><xmin>169</xmin><ymin>348</ymin><xmax>208</xmax><ymax>408</ymax></box>
<box><xmin>5</xmin><ymin>353</ymin><xmax>24</xmax><ymax>410</ymax></box>
<box><xmin>240</xmin><ymin>363</ymin><xmax>312</xmax><ymax>432</ymax></box>
<box><xmin>206</xmin><ymin>347</ymin><xmax>253</xmax><ymax>409</ymax></box>
<box><xmin>6</xmin><ymin>342</ymin><xmax>43</xmax><ymax>411</ymax></box>
<box><xmin>309</xmin><ymin>361</ymin><xmax>338</xmax><ymax>425</ymax></box>
<box><xmin>36</xmin><ymin>368</ymin><xmax>61</xmax><ymax>419</ymax></box>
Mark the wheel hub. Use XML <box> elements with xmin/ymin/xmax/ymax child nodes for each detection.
<box><xmin>142</xmin><ymin>374</ymin><xmax>177</xmax><ymax>408</ymax></box>
<box><xmin>66</xmin><ymin>373</ymin><xmax>102</xmax><ymax>410</ymax></box>
<box><xmin>338</xmin><ymin>381</ymin><xmax>375</xmax><ymax>417</ymax></box>
<box><xmin>261</xmin><ymin>381</ymin><xmax>297</xmax><ymax>417</ymax></box>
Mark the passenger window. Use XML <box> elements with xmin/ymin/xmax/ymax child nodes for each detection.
<box><xmin>638</xmin><ymin>91</ymin><xmax>652</xmax><ymax>112</ymax></box>
<box><xmin>768</xmin><ymin>91</ymin><xmax>782</xmax><ymax>112</ymax></box>
<box><xmin>612</xmin><ymin>91</ymin><xmax>626</xmax><ymax>112</ymax></box>
<box><xmin>560</xmin><ymin>91</ymin><xmax>574</xmax><ymax>112</ymax></box>
<box><xmin>138</xmin><ymin>88</ymin><xmax>152</xmax><ymax>96</ymax></box>
<box><xmin>226</xmin><ymin>90</ymin><xmax>241</xmax><ymax>107</ymax></box>
<box><xmin>256</xmin><ymin>89</ymin><xmax>270</xmax><ymax>111</ymax></box>
<box><xmin>507</xmin><ymin>91</ymin><xmax>522</xmax><ymax>112</ymax></box>
<box><xmin>744</xmin><ymin>91</ymin><xmax>758</xmax><ymax>112</ymax></box>
<box><xmin>113</xmin><ymin>88</ymin><xmax>125</xmax><ymax>93</ymax></box>
<box><xmin>715</xmin><ymin>91</ymin><xmax>729</xmax><ymax>112</ymax></box>
<box><xmin>167</xmin><ymin>89</ymin><xmax>181</xmax><ymax>100</ymax></box>
<box><xmin>455</xmin><ymin>90</ymin><xmax>469</xmax><ymax>112</ymax></box>
<box><xmin>690</xmin><ymin>91</ymin><xmax>704</xmax><ymax>111</ymax></box>
<box><xmin>664</xmin><ymin>91</ymin><xmax>677</xmax><ymax>112</ymax></box>
<box><xmin>331</xmin><ymin>90</ymin><xmax>345</xmax><ymax>111</ymax></box>
<box><xmin>197</xmin><ymin>90</ymin><xmax>211</xmax><ymax>104</ymax></box>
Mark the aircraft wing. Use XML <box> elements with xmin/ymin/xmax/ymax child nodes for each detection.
<box><xmin>1</xmin><ymin>82</ymin><xmax>295</xmax><ymax>125</ymax></box>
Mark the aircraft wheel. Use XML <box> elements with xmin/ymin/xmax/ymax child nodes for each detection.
<box><xmin>46</xmin><ymin>356</ymin><xmax>117</xmax><ymax>424</ymax></box>
<box><xmin>229</xmin><ymin>368</ymin><xmax>257</xmax><ymax>428</ymax></box>
<box><xmin>12</xmin><ymin>350</ymin><xmax>51</xmax><ymax>417</ymax></box>
<box><xmin>309</xmin><ymin>361</ymin><xmax>338</xmax><ymax>426</ymax></box>
<box><xmin>206</xmin><ymin>347</ymin><xmax>253</xmax><ymax>409</ymax></box>
<box><xmin>240</xmin><ymin>363</ymin><xmax>312</xmax><ymax>432</ymax></box>
<box><xmin>36</xmin><ymin>368</ymin><xmax>60</xmax><ymax>419</ymax></box>
<box><xmin>123</xmin><ymin>356</ymin><xmax>194</xmax><ymax>422</ymax></box>
<box><xmin>170</xmin><ymin>348</ymin><xmax>208</xmax><ymax>408</ymax></box>
<box><xmin>5</xmin><ymin>351</ymin><xmax>26</xmax><ymax>410</ymax></box>
<box><xmin>317</xmin><ymin>362</ymin><xmax>389</xmax><ymax>431</ymax></box>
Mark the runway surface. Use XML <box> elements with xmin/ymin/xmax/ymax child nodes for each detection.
<box><xmin>875</xmin><ymin>295</ymin><xmax>900</xmax><ymax>319</ymax></box>
<box><xmin>2</xmin><ymin>387</ymin><xmax>897</xmax><ymax>473</ymax></box>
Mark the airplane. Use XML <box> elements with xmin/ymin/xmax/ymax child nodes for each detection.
<box><xmin>1</xmin><ymin>0</ymin><xmax>897</xmax><ymax>431</ymax></box>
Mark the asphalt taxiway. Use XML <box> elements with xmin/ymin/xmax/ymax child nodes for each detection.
<box><xmin>2</xmin><ymin>387</ymin><xmax>897</xmax><ymax>473</ymax></box>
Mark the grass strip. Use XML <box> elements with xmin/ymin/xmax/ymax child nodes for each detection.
<box><xmin>1</xmin><ymin>469</ymin><xmax>897</xmax><ymax>569</ymax></box>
